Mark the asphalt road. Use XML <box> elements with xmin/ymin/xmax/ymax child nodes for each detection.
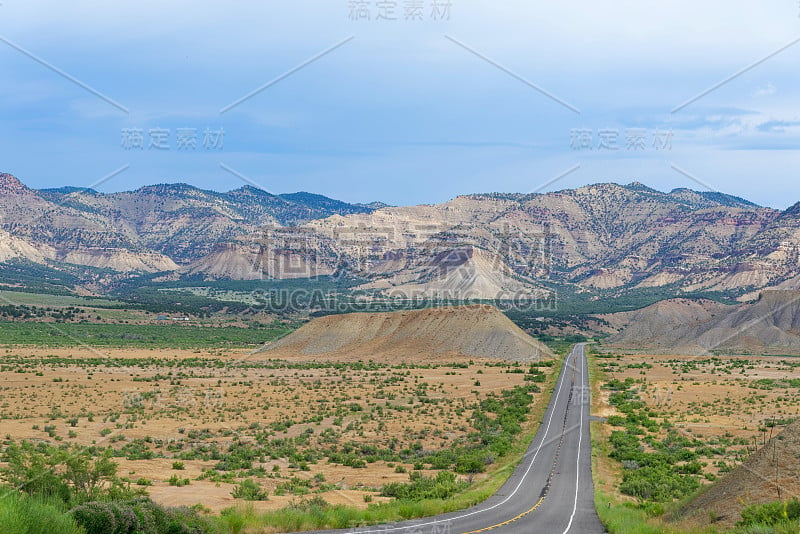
<box><xmin>311</xmin><ymin>344</ymin><xmax>606</xmax><ymax>534</ymax></box>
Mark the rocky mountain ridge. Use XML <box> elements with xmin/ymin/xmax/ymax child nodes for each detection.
<box><xmin>0</xmin><ymin>174</ymin><xmax>376</xmax><ymax>275</ymax></box>
<box><xmin>1</xmin><ymin>172</ymin><xmax>799</xmax><ymax>299</ymax></box>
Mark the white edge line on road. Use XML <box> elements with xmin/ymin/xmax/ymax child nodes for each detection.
<box><xmin>561</xmin><ymin>345</ymin><xmax>585</xmax><ymax>534</ymax></box>
<box><xmin>341</xmin><ymin>347</ymin><xmax>578</xmax><ymax>534</ymax></box>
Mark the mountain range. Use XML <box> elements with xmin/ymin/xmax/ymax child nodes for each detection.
<box><xmin>2</xmin><ymin>172</ymin><xmax>800</xmax><ymax>300</ymax></box>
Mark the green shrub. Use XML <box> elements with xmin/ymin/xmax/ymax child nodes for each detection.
<box><xmin>381</xmin><ymin>471</ymin><xmax>469</xmax><ymax>501</ymax></box>
<box><xmin>168</xmin><ymin>475</ymin><xmax>190</xmax><ymax>487</ymax></box>
<box><xmin>1</xmin><ymin>441</ymin><xmax>131</xmax><ymax>504</ymax></box>
<box><xmin>71</xmin><ymin>497</ymin><xmax>206</xmax><ymax>534</ymax></box>
<box><xmin>618</xmin><ymin>465</ymin><xmax>699</xmax><ymax>502</ymax></box>
<box><xmin>454</xmin><ymin>454</ymin><xmax>486</xmax><ymax>474</ymax></box>
<box><xmin>0</xmin><ymin>442</ymin><xmax>70</xmax><ymax>503</ymax></box>
<box><xmin>70</xmin><ymin>501</ymin><xmax>136</xmax><ymax>534</ymax></box>
<box><xmin>275</xmin><ymin>477</ymin><xmax>311</xmax><ymax>496</ymax></box>
<box><xmin>607</xmin><ymin>415</ymin><xmax>626</xmax><ymax>426</ymax></box>
<box><xmin>231</xmin><ymin>479</ymin><xmax>269</xmax><ymax>501</ymax></box>
<box><xmin>740</xmin><ymin>498</ymin><xmax>800</xmax><ymax>527</ymax></box>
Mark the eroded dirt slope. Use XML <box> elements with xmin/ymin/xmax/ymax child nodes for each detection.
<box><xmin>258</xmin><ymin>304</ymin><xmax>553</xmax><ymax>361</ymax></box>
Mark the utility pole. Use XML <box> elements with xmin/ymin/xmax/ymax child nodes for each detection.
<box><xmin>774</xmin><ymin>438</ymin><xmax>781</xmax><ymax>501</ymax></box>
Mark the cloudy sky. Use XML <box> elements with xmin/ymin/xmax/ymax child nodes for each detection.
<box><xmin>1</xmin><ymin>1</ymin><xmax>798</xmax><ymax>207</ymax></box>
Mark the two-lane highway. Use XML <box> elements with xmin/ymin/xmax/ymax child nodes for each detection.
<box><xmin>312</xmin><ymin>344</ymin><xmax>605</xmax><ymax>534</ymax></box>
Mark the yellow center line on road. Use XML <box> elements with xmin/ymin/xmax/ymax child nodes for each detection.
<box><xmin>461</xmin><ymin>495</ymin><xmax>547</xmax><ymax>534</ymax></box>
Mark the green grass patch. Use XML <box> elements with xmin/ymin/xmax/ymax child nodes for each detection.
<box><xmin>0</xmin><ymin>322</ymin><xmax>293</xmax><ymax>349</ymax></box>
<box><xmin>0</xmin><ymin>492</ymin><xmax>84</xmax><ymax>534</ymax></box>
<box><xmin>595</xmin><ymin>490</ymin><xmax>666</xmax><ymax>534</ymax></box>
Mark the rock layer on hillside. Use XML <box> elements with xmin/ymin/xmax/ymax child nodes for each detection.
<box><xmin>357</xmin><ymin>246</ymin><xmax>543</xmax><ymax>300</ymax></box>
<box><xmin>185</xmin><ymin>243</ymin><xmax>335</xmax><ymax>280</ymax></box>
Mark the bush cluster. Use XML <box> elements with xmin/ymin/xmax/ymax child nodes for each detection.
<box><xmin>231</xmin><ymin>478</ymin><xmax>269</xmax><ymax>501</ymax></box>
<box><xmin>70</xmin><ymin>497</ymin><xmax>205</xmax><ymax>534</ymax></box>
<box><xmin>604</xmin><ymin>382</ymin><xmax>701</xmax><ymax>502</ymax></box>
<box><xmin>381</xmin><ymin>471</ymin><xmax>468</xmax><ymax>501</ymax></box>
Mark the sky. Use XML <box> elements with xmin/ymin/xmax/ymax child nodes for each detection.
<box><xmin>0</xmin><ymin>1</ymin><xmax>798</xmax><ymax>208</ymax></box>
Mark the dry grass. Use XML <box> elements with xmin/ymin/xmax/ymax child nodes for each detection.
<box><xmin>0</xmin><ymin>346</ymin><xmax>553</xmax><ymax>513</ymax></box>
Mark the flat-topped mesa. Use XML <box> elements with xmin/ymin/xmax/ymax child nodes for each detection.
<box><xmin>0</xmin><ymin>174</ymin><xmax>31</xmax><ymax>195</ymax></box>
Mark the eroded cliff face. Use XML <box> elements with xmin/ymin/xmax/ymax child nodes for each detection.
<box><xmin>302</xmin><ymin>183</ymin><xmax>786</xmax><ymax>295</ymax></box>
